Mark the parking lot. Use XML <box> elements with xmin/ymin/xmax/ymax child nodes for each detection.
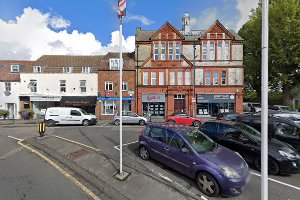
<box><xmin>43</xmin><ymin>124</ymin><xmax>300</xmax><ymax>200</ymax></box>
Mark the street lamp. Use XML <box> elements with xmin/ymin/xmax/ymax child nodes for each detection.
<box><xmin>193</xmin><ymin>42</ymin><xmax>198</xmax><ymax>117</ymax></box>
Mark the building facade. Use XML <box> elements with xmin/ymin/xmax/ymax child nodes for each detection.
<box><xmin>97</xmin><ymin>53</ymin><xmax>136</xmax><ymax>120</ymax></box>
<box><xmin>136</xmin><ymin>13</ymin><xmax>244</xmax><ymax>118</ymax></box>
<box><xmin>19</xmin><ymin>55</ymin><xmax>101</xmax><ymax>115</ymax></box>
<box><xmin>0</xmin><ymin>60</ymin><xmax>33</xmax><ymax>119</ymax></box>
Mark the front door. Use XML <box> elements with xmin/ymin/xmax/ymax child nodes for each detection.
<box><xmin>7</xmin><ymin>103</ymin><xmax>15</xmax><ymax>119</ymax></box>
<box><xmin>69</xmin><ymin>110</ymin><xmax>83</xmax><ymax>124</ymax></box>
<box><xmin>147</xmin><ymin>127</ymin><xmax>169</xmax><ymax>164</ymax></box>
<box><xmin>174</xmin><ymin>95</ymin><xmax>185</xmax><ymax>113</ymax></box>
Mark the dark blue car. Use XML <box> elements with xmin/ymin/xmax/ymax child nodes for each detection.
<box><xmin>138</xmin><ymin>124</ymin><xmax>250</xmax><ymax>197</ymax></box>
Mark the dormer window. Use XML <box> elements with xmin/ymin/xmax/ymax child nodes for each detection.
<box><xmin>10</xmin><ymin>65</ymin><xmax>20</xmax><ymax>73</ymax></box>
<box><xmin>63</xmin><ymin>66</ymin><xmax>73</xmax><ymax>73</ymax></box>
<box><xmin>33</xmin><ymin>66</ymin><xmax>42</xmax><ymax>73</ymax></box>
<box><xmin>109</xmin><ymin>59</ymin><xmax>120</xmax><ymax>70</ymax></box>
<box><xmin>82</xmin><ymin>66</ymin><xmax>92</xmax><ymax>74</ymax></box>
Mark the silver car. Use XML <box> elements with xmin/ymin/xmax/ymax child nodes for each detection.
<box><xmin>113</xmin><ymin>111</ymin><xmax>147</xmax><ymax>125</ymax></box>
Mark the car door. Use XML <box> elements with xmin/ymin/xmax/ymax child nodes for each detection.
<box><xmin>166</xmin><ymin>131</ymin><xmax>195</xmax><ymax>177</ymax></box>
<box><xmin>127</xmin><ymin>112</ymin><xmax>139</xmax><ymax>124</ymax></box>
<box><xmin>147</xmin><ymin>127</ymin><xmax>169</xmax><ymax>164</ymax></box>
<box><xmin>69</xmin><ymin>110</ymin><xmax>83</xmax><ymax>124</ymax></box>
<box><xmin>274</xmin><ymin>120</ymin><xmax>300</xmax><ymax>152</ymax></box>
<box><xmin>121</xmin><ymin>111</ymin><xmax>129</xmax><ymax>124</ymax></box>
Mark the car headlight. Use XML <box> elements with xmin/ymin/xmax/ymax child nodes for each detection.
<box><xmin>279</xmin><ymin>150</ymin><xmax>298</xmax><ymax>160</ymax></box>
<box><xmin>220</xmin><ymin>166</ymin><xmax>240</xmax><ymax>179</ymax></box>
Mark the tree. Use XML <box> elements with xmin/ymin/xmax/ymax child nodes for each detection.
<box><xmin>239</xmin><ymin>0</ymin><xmax>300</xmax><ymax>105</ymax></box>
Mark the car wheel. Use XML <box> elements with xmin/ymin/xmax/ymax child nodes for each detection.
<box><xmin>46</xmin><ymin>119</ymin><xmax>55</xmax><ymax>127</ymax></box>
<box><xmin>114</xmin><ymin>119</ymin><xmax>120</xmax><ymax>126</ymax></box>
<box><xmin>82</xmin><ymin>120</ymin><xmax>90</xmax><ymax>126</ymax></box>
<box><xmin>168</xmin><ymin>119</ymin><xmax>176</xmax><ymax>124</ymax></box>
<box><xmin>193</xmin><ymin>120</ymin><xmax>201</xmax><ymax>127</ymax></box>
<box><xmin>139</xmin><ymin>120</ymin><xmax>146</xmax><ymax>126</ymax></box>
<box><xmin>196</xmin><ymin>172</ymin><xmax>220</xmax><ymax>197</ymax></box>
<box><xmin>254</xmin><ymin>157</ymin><xmax>280</xmax><ymax>175</ymax></box>
<box><xmin>139</xmin><ymin>146</ymin><xmax>150</xmax><ymax>160</ymax></box>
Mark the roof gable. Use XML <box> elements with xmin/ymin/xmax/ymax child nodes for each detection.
<box><xmin>200</xmin><ymin>20</ymin><xmax>234</xmax><ymax>40</ymax></box>
<box><xmin>151</xmin><ymin>22</ymin><xmax>184</xmax><ymax>40</ymax></box>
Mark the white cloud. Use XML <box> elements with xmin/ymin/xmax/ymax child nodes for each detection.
<box><xmin>49</xmin><ymin>15</ymin><xmax>71</xmax><ymax>29</ymax></box>
<box><xmin>0</xmin><ymin>7</ymin><xmax>135</xmax><ymax>60</ymax></box>
<box><xmin>236</xmin><ymin>0</ymin><xmax>259</xmax><ymax>30</ymax></box>
<box><xmin>126</xmin><ymin>14</ymin><xmax>154</xmax><ymax>26</ymax></box>
<box><xmin>190</xmin><ymin>8</ymin><xmax>218</xmax><ymax>30</ymax></box>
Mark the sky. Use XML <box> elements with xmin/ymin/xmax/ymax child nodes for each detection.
<box><xmin>0</xmin><ymin>0</ymin><xmax>259</xmax><ymax>60</ymax></box>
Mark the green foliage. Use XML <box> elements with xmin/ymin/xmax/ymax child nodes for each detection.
<box><xmin>0</xmin><ymin>109</ymin><xmax>9</xmax><ymax>119</ymax></box>
<box><xmin>18</xmin><ymin>109</ymin><xmax>35</xmax><ymax>120</ymax></box>
<box><xmin>238</xmin><ymin>0</ymin><xmax>300</xmax><ymax>104</ymax></box>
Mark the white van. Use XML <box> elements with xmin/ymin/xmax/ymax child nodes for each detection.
<box><xmin>44</xmin><ymin>107</ymin><xmax>97</xmax><ymax>126</ymax></box>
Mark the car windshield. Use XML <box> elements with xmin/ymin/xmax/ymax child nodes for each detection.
<box><xmin>185</xmin><ymin>130</ymin><xmax>216</xmax><ymax>154</ymax></box>
<box><xmin>236</xmin><ymin>123</ymin><xmax>261</xmax><ymax>142</ymax></box>
<box><xmin>80</xmin><ymin>109</ymin><xmax>88</xmax><ymax>115</ymax></box>
<box><xmin>280</xmin><ymin>106</ymin><xmax>292</xmax><ymax>112</ymax></box>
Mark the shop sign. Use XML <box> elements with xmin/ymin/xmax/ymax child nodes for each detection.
<box><xmin>30</xmin><ymin>96</ymin><xmax>61</xmax><ymax>102</ymax></box>
<box><xmin>60</xmin><ymin>96</ymin><xmax>96</xmax><ymax>106</ymax></box>
<box><xmin>197</xmin><ymin>94</ymin><xmax>235</xmax><ymax>103</ymax></box>
<box><xmin>142</xmin><ymin>94</ymin><xmax>165</xmax><ymax>103</ymax></box>
<box><xmin>97</xmin><ymin>97</ymin><xmax>135</xmax><ymax>101</ymax></box>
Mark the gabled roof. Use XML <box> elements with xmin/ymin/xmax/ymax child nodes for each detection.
<box><xmin>0</xmin><ymin>60</ymin><xmax>33</xmax><ymax>81</ymax></box>
<box><xmin>150</xmin><ymin>22</ymin><xmax>184</xmax><ymax>40</ymax></box>
<box><xmin>200</xmin><ymin>20</ymin><xmax>234</xmax><ymax>40</ymax></box>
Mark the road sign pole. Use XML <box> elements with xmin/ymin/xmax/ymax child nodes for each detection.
<box><xmin>119</xmin><ymin>16</ymin><xmax>123</xmax><ymax>176</ymax></box>
<box><xmin>261</xmin><ymin>0</ymin><xmax>269</xmax><ymax>199</ymax></box>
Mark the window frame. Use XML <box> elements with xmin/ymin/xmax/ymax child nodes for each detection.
<box><xmin>59</xmin><ymin>80</ymin><xmax>66</xmax><ymax>93</ymax></box>
<box><xmin>102</xmin><ymin>100</ymin><xmax>116</xmax><ymax>115</ymax></box>
<box><xmin>30</xmin><ymin>80</ymin><xmax>37</xmax><ymax>93</ymax></box>
<box><xmin>80</xmin><ymin>80</ymin><xmax>86</xmax><ymax>93</ymax></box>
<box><xmin>170</xmin><ymin>72</ymin><xmax>176</xmax><ymax>85</ymax></box>
<box><xmin>161</xmin><ymin>43</ymin><xmax>166</xmax><ymax>60</ymax></box>
<box><xmin>122</xmin><ymin>81</ymin><xmax>128</xmax><ymax>91</ymax></box>
<box><xmin>151</xmin><ymin>72</ymin><xmax>157</xmax><ymax>85</ymax></box>
<box><xmin>209</xmin><ymin>42</ymin><xmax>215</xmax><ymax>60</ymax></box>
<box><xmin>105</xmin><ymin>81</ymin><xmax>113</xmax><ymax>91</ymax></box>
<box><xmin>213</xmin><ymin>71</ymin><xmax>219</xmax><ymax>85</ymax></box>
<box><xmin>175</xmin><ymin>43</ymin><xmax>181</xmax><ymax>60</ymax></box>
<box><xmin>205</xmin><ymin>71</ymin><xmax>211</xmax><ymax>85</ymax></box>
<box><xmin>224</xmin><ymin>42</ymin><xmax>230</xmax><ymax>60</ymax></box>
<box><xmin>109</xmin><ymin>59</ymin><xmax>120</xmax><ymax>70</ymax></box>
<box><xmin>4</xmin><ymin>82</ymin><xmax>11</xmax><ymax>92</ymax></box>
<box><xmin>143</xmin><ymin>72</ymin><xmax>149</xmax><ymax>85</ymax></box>
<box><xmin>185</xmin><ymin>71</ymin><xmax>191</xmax><ymax>85</ymax></box>
<box><xmin>82</xmin><ymin>66</ymin><xmax>92</xmax><ymax>73</ymax></box>
<box><xmin>177</xmin><ymin>71</ymin><xmax>183</xmax><ymax>85</ymax></box>
<box><xmin>10</xmin><ymin>65</ymin><xmax>20</xmax><ymax>73</ymax></box>
<box><xmin>154</xmin><ymin>44</ymin><xmax>159</xmax><ymax>61</ymax></box>
<box><xmin>168</xmin><ymin>42</ymin><xmax>173</xmax><ymax>60</ymax></box>
<box><xmin>63</xmin><ymin>66</ymin><xmax>73</xmax><ymax>73</ymax></box>
<box><xmin>221</xmin><ymin>70</ymin><xmax>227</xmax><ymax>85</ymax></box>
<box><xmin>202</xmin><ymin>43</ymin><xmax>208</xmax><ymax>60</ymax></box>
<box><xmin>159</xmin><ymin>72</ymin><xmax>164</xmax><ymax>85</ymax></box>
<box><xmin>33</xmin><ymin>66</ymin><xmax>42</xmax><ymax>73</ymax></box>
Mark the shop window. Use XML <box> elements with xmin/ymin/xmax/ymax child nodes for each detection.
<box><xmin>213</xmin><ymin>71</ymin><xmax>219</xmax><ymax>85</ymax></box>
<box><xmin>175</xmin><ymin>44</ymin><xmax>181</xmax><ymax>60</ymax></box>
<box><xmin>105</xmin><ymin>81</ymin><xmax>113</xmax><ymax>91</ymax></box>
<box><xmin>30</xmin><ymin>80</ymin><xmax>37</xmax><ymax>92</ymax></box>
<box><xmin>60</xmin><ymin>80</ymin><xmax>66</xmax><ymax>92</ymax></box>
<box><xmin>151</xmin><ymin>72</ymin><xmax>157</xmax><ymax>85</ymax></box>
<box><xmin>168</xmin><ymin>42</ymin><xmax>173</xmax><ymax>60</ymax></box>
<box><xmin>205</xmin><ymin>71</ymin><xmax>211</xmax><ymax>85</ymax></box>
<box><xmin>10</xmin><ymin>65</ymin><xmax>20</xmax><ymax>73</ymax></box>
<box><xmin>177</xmin><ymin>71</ymin><xmax>183</xmax><ymax>85</ymax></box>
<box><xmin>102</xmin><ymin>100</ymin><xmax>116</xmax><ymax>115</ymax></box>
<box><xmin>170</xmin><ymin>72</ymin><xmax>176</xmax><ymax>85</ymax></box>
<box><xmin>143</xmin><ymin>72</ymin><xmax>149</xmax><ymax>85</ymax></box>
<box><xmin>24</xmin><ymin>102</ymin><xmax>30</xmax><ymax>109</ymax></box>
<box><xmin>221</xmin><ymin>71</ymin><xmax>227</xmax><ymax>85</ymax></box>
<box><xmin>4</xmin><ymin>82</ymin><xmax>11</xmax><ymax>92</ymax></box>
<box><xmin>159</xmin><ymin>72</ymin><xmax>164</xmax><ymax>85</ymax></box>
<box><xmin>122</xmin><ymin>81</ymin><xmax>128</xmax><ymax>91</ymax></box>
<box><xmin>154</xmin><ymin>44</ymin><xmax>159</xmax><ymax>60</ymax></box>
<box><xmin>109</xmin><ymin>59</ymin><xmax>120</xmax><ymax>70</ymax></box>
<box><xmin>161</xmin><ymin>43</ymin><xmax>166</xmax><ymax>60</ymax></box>
<box><xmin>185</xmin><ymin>72</ymin><xmax>191</xmax><ymax>85</ymax></box>
<box><xmin>80</xmin><ymin>80</ymin><xmax>86</xmax><ymax>92</ymax></box>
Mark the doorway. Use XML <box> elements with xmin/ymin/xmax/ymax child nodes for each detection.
<box><xmin>174</xmin><ymin>94</ymin><xmax>186</xmax><ymax>113</ymax></box>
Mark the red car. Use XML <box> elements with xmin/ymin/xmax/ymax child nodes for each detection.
<box><xmin>165</xmin><ymin>112</ymin><xmax>202</xmax><ymax>127</ymax></box>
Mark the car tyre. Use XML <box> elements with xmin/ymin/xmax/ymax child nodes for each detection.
<box><xmin>82</xmin><ymin>119</ymin><xmax>90</xmax><ymax>126</ymax></box>
<box><xmin>139</xmin><ymin>120</ymin><xmax>146</xmax><ymax>126</ymax></box>
<box><xmin>254</xmin><ymin>156</ymin><xmax>280</xmax><ymax>175</ymax></box>
<box><xmin>114</xmin><ymin>119</ymin><xmax>120</xmax><ymax>126</ymax></box>
<box><xmin>168</xmin><ymin>119</ymin><xmax>176</xmax><ymax>124</ymax></box>
<box><xmin>193</xmin><ymin>120</ymin><xmax>201</xmax><ymax>127</ymax></box>
<box><xmin>196</xmin><ymin>172</ymin><xmax>220</xmax><ymax>197</ymax></box>
<box><xmin>46</xmin><ymin>119</ymin><xmax>55</xmax><ymax>127</ymax></box>
<box><xmin>139</xmin><ymin>145</ymin><xmax>150</xmax><ymax>160</ymax></box>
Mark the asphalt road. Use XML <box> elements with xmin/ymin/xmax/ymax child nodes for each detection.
<box><xmin>1</xmin><ymin>124</ymin><xmax>300</xmax><ymax>200</ymax></box>
<box><xmin>0</xmin><ymin>134</ymin><xmax>91</xmax><ymax>200</ymax></box>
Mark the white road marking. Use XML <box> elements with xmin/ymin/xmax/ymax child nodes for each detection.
<box><xmin>113</xmin><ymin>141</ymin><xmax>138</xmax><ymax>151</ymax></box>
<box><xmin>251</xmin><ymin>171</ymin><xmax>300</xmax><ymax>191</ymax></box>
<box><xmin>7</xmin><ymin>136</ymin><xmax>24</xmax><ymax>141</ymax></box>
<box><xmin>99</xmin><ymin>122</ymin><xmax>109</xmax><ymax>127</ymax></box>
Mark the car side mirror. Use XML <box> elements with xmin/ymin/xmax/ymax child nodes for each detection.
<box><xmin>181</xmin><ymin>147</ymin><xmax>190</xmax><ymax>154</ymax></box>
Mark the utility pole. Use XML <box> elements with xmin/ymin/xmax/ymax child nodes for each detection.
<box><xmin>193</xmin><ymin>42</ymin><xmax>197</xmax><ymax>117</ymax></box>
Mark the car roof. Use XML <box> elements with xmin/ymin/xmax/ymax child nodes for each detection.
<box><xmin>204</xmin><ymin>120</ymin><xmax>240</xmax><ymax>126</ymax></box>
<box><xmin>147</xmin><ymin>124</ymin><xmax>196</xmax><ymax>135</ymax></box>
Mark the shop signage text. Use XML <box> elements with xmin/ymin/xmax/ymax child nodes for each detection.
<box><xmin>197</xmin><ymin>94</ymin><xmax>235</xmax><ymax>103</ymax></box>
<box><xmin>142</xmin><ymin>94</ymin><xmax>165</xmax><ymax>103</ymax></box>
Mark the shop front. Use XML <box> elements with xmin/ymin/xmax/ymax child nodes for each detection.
<box><xmin>60</xmin><ymin>96</ymin><xmax>97</xmax><ymax>114</ymax></box>
<box><xmin>30</xmin><ymin>96</ymin><xmax>61</xmax><ymax>114</ymax></box>
<box><xmin>142</xmin><ymin>94</ymin><xmax>166</xmax><ymax>118</ymax></box>
<box><xmin>196</xmin><ymin>94</ymin><xmax>236</xmax><ymax>117</ymax></box>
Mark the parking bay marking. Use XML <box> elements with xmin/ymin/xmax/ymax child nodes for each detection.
<box><xmin>251</xmin><ymin>171</ymin><xmax>300</xmax><ymax>191</ymax></box>
<box><xmin>113</xmin><ymin>141</ymin><xmax>138</xmax><ymax>150</ymax></box>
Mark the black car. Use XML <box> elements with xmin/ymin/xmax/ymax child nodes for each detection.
<box><xmin>236</xmin><ymin>114</ymin><xmax>300</xmax><ymax>153</ymax></box>
<box><xmin>200</xmin><ymin>121</ymin><xmax>300</xmax><ymax>175</ymax></box>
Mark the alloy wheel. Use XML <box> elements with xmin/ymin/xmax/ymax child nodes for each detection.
<box><xmin>139</xmin><ymin>146</ymin><xmax>149</xmax><ymax>160</ymax></box>
<box><xmin>196</xmin><ymin>172</ymin><xmax>219</xmax><ymax>197</ymax></box>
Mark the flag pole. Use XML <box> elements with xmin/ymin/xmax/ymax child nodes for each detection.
<box><xmin>261</xmin><ymin>0</ymin><xmax>269</xmax><ymax>199</ymax></box>
<box><xmin>119</xmin><ymin>15</ymin><xmax>123</xmax><ymax>176</ymax></box>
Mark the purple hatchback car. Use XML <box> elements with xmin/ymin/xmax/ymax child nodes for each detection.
<box><xmin>138</xmin><ymin>125</ymin><xmax>250</xmax><ymax>197</ymax></box>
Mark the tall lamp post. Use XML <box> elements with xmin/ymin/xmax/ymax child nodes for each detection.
<box><xmin>193</xmin><ymin>42</ymin><xmax>198</xmax><ymax>117</ymax></box>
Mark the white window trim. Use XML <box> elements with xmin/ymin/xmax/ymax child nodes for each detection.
<box><xmin>161</xmin><ymin>43</ymin><xmax>166</xmax><ymax>60</ymax></box>
<box><xmin>60</xmin><ymin>80</ymin><xmax>66</xmax><ymax>93</ymax></box>
<box><xmin>224</xmin><ymin>42</ymin><xmax>230</xmax><ymax>60</ymax></box>
<box><xmin>82</xmin><ymin>66</ymin><xmax>92</xmax><ymax>73</ymax></box>
<box><xmin>33</xmin><ymin>66</ymin><xmax>42</xmax><ymax>73</ymax></box>
<box><xmin>205</xmin><ymin>71</ymin><xmax>211</xmax><ymax>85</ymax></box>
<box><xmin>213</xmin><ymin>71</ymin><xmax>219</xmax><ymax>85</ymax></box>
<box><xmin>185</xmin><ymin>72</ymin><xmax>191</xmax><ymax>85</ymax></box>
<box><xmin>80</xmin><ymin>80</ymin><xmax>86</xmax><ymax>93</ymax></box>
<box><xmin>170</xmin><ymin>72</ymin><xmax>176</xmax><ymax>85</ymax></box>
<box><xmin>109</xmin><ymin>59</ymin><xmax>120</xmax><ymax>70</ymax></box>
<box><xmin>143</xmin><ymin>72</ymin><xmax>149</xmax><ymax>85</ymax></box>
<box><xmin>4</xmin><ymin>82</ymin><xmax>11</xmax><ymax>92</ymax></box>
<box><xmin>30</xmin><ymin>80</ymin><xmax>37</xmax><ymax>93</ymax></box>
<box><xmin>177</xmin><ymin>71</ymin><xmax>183</xmax><ymax>85</ymax></box>
<box><xmin>202</xmin><ymin>43</ymin><xmax>207</xmax><ymax>60</ymax></box>
<box><xmin>221</xmin><ymin>71</ymin><xmax>227</xmax><ymax>85</ymax></box>
<box><xmin>122</xmin><ymin>81</ymin><xmax>128</xmax><ymax>91</ymax></box>
<box><xmin>10</xmin><ymin>65</ymin><xmax>20</xmax><ymax>73</ymax></box>
<box><xmin>159</xmin><ymin>72</ymin><xmax>164</xmax><ymax>85</ymax></box>
<box><xmin>175</xmin><ymin>44</ymin><xmax>181</xmax><ymax>60</ymax></box>
<box><xmin>151</xmin><ymin>72</ymin><xmax>157</xmax><ymax>85</ymax></box>
<box><xmin>168</xmin><ymin>43</ymin><xmax>173</xmax><ymax>60</ymax></box>
<box><xmin>154</xmin><ymin>44</ymin><xmax>159</xmax><ymax>61</ymax></box>
<box><xmin>209</xmin><ymin>42</ymin><xmax>215</xmax><ymax>60</ymax></box>
<box><xmin>105</xmin><ymin>81</ymin><xmax>113</xmax><ymax>91</ymax></box>
<box><xmin>63</xmin><ymin>66</ymin><xmax>73</xmax><ymax>73</ymax></box>
<box><xmin>102</xmin><ymin>100</ymin><xmax>116</xmax><ymax>115</ymax></box>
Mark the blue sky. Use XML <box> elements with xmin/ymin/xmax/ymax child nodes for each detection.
<box><xmin>0</xmin><ymin>0</ymin><xmax>259</xmax><ymax>60</ymax></box>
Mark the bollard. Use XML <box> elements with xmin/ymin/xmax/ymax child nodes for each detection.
<box><xmin>38</xmin><ymin>122</ymin><xmax>46</xmax><ymax>137</ymax></box>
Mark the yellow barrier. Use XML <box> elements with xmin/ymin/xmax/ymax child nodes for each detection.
<box><xmin>38</xmin><ymin>122</ymin><xmax>46</xmax><ymax>137</ymax></box>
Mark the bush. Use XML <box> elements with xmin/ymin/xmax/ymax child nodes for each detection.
<box><xmin>19</xmin><ymin>109</ymin><xmax>35</xmax><ymax>120</ymax></box>
<box><xmin>0</xmin><ymin>109</ymin><xmax>9</xmax><ymax>119</ymax></box>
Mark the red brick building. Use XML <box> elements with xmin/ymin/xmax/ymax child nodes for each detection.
<box><xmin>96</xmin><ymin>52</ymin><xmax>136</xmax><ymax>120</ymax></box>
<box><xmin>135</xmin><ymin>13</ymin><xmax>244</xmax><ymax>118</ymax></box>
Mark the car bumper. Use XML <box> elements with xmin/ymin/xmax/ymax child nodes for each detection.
<box><xmin>220</xmin><ymin>173</ymin><xmax>251</xmax><ymax>197</ymax></box>
<box><xmin>89</xmin><ymin>118</ymin><xmax>98</xmax><ymax>125</ymax></box>
<box><xmin>279</xmin><ymin>159</ymin><xmax>300</xmax><ymax>174</ymax></box>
